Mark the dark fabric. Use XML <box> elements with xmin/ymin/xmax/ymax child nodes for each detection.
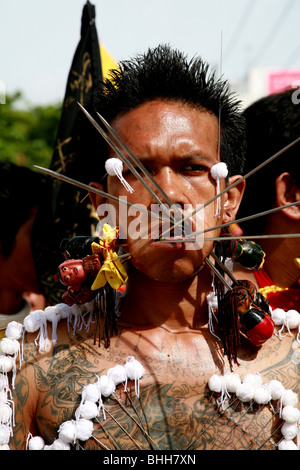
<box><xmin>31</xmin><ymin>1</ymin><xmax>102</xmax><ymax>305</ymax></box>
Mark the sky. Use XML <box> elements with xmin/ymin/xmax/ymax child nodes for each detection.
<box><xmin>1</xmin><ymin>0</ymin><xmax>300</xmax><ymax>106</ymax></box>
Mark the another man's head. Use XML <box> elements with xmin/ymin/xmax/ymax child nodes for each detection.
<box><xmin>84</xmin><ymin>45</ymin><xmax>246</xmax><ymax>282</ymax></box>
<box><xmin>0</xmin><ymin>161</ymin><xmax>46</xmax><ymax>294</ymax></box>
<box><xmin>238</xmin><ymin>88</ymin><xmax>300</xmax><ymax>235</ymax></box>
<box><xmin>237</xmin><ymin>88</ymin><xmax>300</xmax><ymax>289</ymax></box>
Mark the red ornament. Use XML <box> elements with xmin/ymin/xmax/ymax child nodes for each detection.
<box><xmin>240</xmin><ymin>306</ymin><xmax>275</xmax><ymax>347</ymax></box>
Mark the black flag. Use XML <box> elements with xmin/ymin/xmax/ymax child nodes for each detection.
<box><xmin>32</xmin><ymin>1</ymin><xmax>102</xmax><ymax>305</ymax></box>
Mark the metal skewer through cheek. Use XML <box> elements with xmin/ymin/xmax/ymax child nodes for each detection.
<box><xmin>159</xmin><ymin>200</ymin><xmax>300</xmax><ymax>242</ymax></box>
<box><xmin>33</xmin><ymin>165</ymin><xmax>170</xmax><ymax>224</ymax></box>
<box><xmin>77</xmin><ymin>103</ymin><xmax>180</xmax><ymax>225</ymax></box>
<box><xmin>95</xmin><ymin>110</ymin><xmax>184</xmax><ymax>222</ymax></box>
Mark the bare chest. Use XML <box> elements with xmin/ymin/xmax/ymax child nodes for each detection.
<box><xmin>32</xmin><ymin>325</ymin><xmax>300</xmax><ymax>450</ymax></box>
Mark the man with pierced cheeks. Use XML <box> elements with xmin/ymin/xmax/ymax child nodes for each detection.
<box><xmin>11</xmin><ymin>45</ymin><xmax>300</xmax><ymax>450</ymax></box>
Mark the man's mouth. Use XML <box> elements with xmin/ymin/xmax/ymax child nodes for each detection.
<box><xmin>149</xmin><ymin>217</ymin><xmax>195</xmax><ymax>249</ymax></box>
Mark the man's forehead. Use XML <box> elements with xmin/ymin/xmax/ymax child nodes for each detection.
<box><xmin>110</xmin><ymin>100</ymin><xmax>220</xmax><ymax>162</ymax></box>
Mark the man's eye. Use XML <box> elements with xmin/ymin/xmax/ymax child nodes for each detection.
<box><xmin>182</xmin><ymin>164</ymin><xmax>208</xmax><ymax>173</ymax></box>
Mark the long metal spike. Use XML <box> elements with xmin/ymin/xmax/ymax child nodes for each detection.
<box><xmin>232</xmin><ymin>408</ymin><xmax>278</xmax><ymax>450</ymax></box>
<box><xmin>159</xmin><ymin>233</ymin><xmax>300</xmax><ymax>243</ymax></box>
<box><xmin>185</xmin><ymin>397</ymin><xmax>239</xmax><ymax>450</ymax></box>
<box><xmin>160</xmin><ymin>136</ymin><xmax>300</xmax><ymax>239</ymax></box>
<box><xmin>97</xmin><ymin>421</ymin><xmax>122</xmax><ymax>450</ymax></box>
<box><xmin>112</xmin><ymin>394</ymin><xmax>160</xmax><ymax>450</ymax></box>
<box><xmin>209</xmin><ymin>398</ymin><xmax>242</xmax><ymax>449</ymax></box>
<box><xmin>187</xmin><ymin>200</ymin><xmax>300</xmax><ymax>238</ymax></box>
<box><xmin>95</xmin><ymin>110</ymin><xmax>183</xmax><ymax>221</ymax></box>
<box><xmin>209</xmin><ymin>250</ymin><xmax>238</xmax><ymax>285</ymax></box>
<box><xmin>99</xmin><ymin>410</ymin><xmax>143</xmax><ymax>449</ymax></box>
<box><xmin>212</xmin><ymin>403</ymin><xmax>254</xmax><ymax>450</ymax></box>
<box><xmin>77</xmin><ymin>102</ymin><xmax>176</xmax><ymax>224</ymax></box>
<box><xmin>34</xmin><ymin>165</ymin><xmax>169</xmax><ymax>223</ymax></box>
<box><xmin>205</xmin><ymin>258</ymin><xmax>232</xmax><ymax>291</ymax></box>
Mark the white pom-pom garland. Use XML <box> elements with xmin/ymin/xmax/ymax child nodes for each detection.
<box><xmin>22</xmin><ymin>354</ymin><xmax>146</xmax><ymax>450</ymax></box>
<box><xmin>44</xmin><ymin>306</ymin><xmax>61</xmax><ymax>346</ymax></box>
<box><xmin>124</xmin><ymin>356</ymin><xmax>145</xmax><ymax>397</ymax></box>
<box><xmin>50</xmin><ymin>438</ymin><xmax>71</xmax><ymax>451</ymax></box>
<box><xmin>97</xmin><ymin>375</ymin><xmax>116</xmax><ymax>398</ymax></box>
<box><xmin>105</xmin><ymin>158</ymin><xmax>134</xmax><ymax>193</ymax></box>
<box><xmin>0</xmin><ymin>424</ymin><xmax>11</xmax><ymax>445</ymax></box>
<box><xmin>58</xmin><ymin>419</ymin><xmax>94</xmax><ymax>444</ymax></box>
<box><xmin>23</xmin><ymin>311</ymin><xmax>43</xmax><ymax>333</ymax></box>
<box><xmin>58</xmin><ymin>420</ymin><xmax>77</xmax><ymax>444</ymax></box>
<box><xmin>285</xmin><ymin>310</ymin><xmax>300</xmax><ymax>330</ymax></box>
<box><xmin>5</xmin><ymin>321</ymin><xmax>24</xmax><ymax>341</ymax></box>
<box><xmin>0</xmin><ymin>297</ymin><xmax>146</xmax><ymax>450</ymax></box>
<box><xmin>0</xmin><ymin>444</ymin><xmax>10</xmax><ymax>450</ymax></box>
<box><xmin>281</xmin><ymin>422</ymin><xmax>299</xmax><ymax>441</ymax></box>
<box><xmin>107</xmin><ymin>364</ymin><xmax>127</xmax><ymax>386</ymax></box>
<box><xmin>0</xmin><ymin>355</ymin><xmax>14</xmax><ymax>374</ymax></box>
<box><xmin>282</xmin><ymin>406</ymin><xmax>300</xmax><ymax>424</ymax></box>
<box><xmin>253</xmin><ymin>386</ymin><xmax>272</xmax><ymax>405</ymax></box>
<box><xmin>271</xmin><ymin>308</ymin><xmax>300</xmax><ymax>341</ymax></box>
<box><xmin>278</xmin><ymin>439</ymin><xmax>299</xmax><ymax>450</ymax></box>
<box><xmin>27</xmin><ymin>435</ymin><xmax>45</xmax><ymax>450</ymax></box>
<box><xmin>236</xmin><ymin>382</ymin><xmax>254</xmax><ymax>403</ymax></box>
<box><xmin>75</xmin><ymin>401</ymin><xmax>99</xmax><ymax>421</ymax></box>
<box><xmin>266</xmin><ymin>380</ymin><xmax>285</xmax><ymax>401</ymax></box>
<box><xmin>271</xmin><ymin>308</ymin><xmax>286</xmax><ymax>326</ymax></box>
<box><xmin>0</xmin><ymin>402</ymin><xmax>12</xmax><ymax>426</ymax></box>
<box><xmin>74</xmin><ymin>419</ymin><xmax>94</xmax><ymax>442</ymax></box>
<box><xmin>81</xmin><ymin>383</ymin><xmax>100</xmax><ymax>404</ymax></box>
<box><xmin>243</xmin><ymin>373</ymin><xmax>263</xmax><ymax>388</ymax></box>
<box><xmin>281</xmin><ymin>389</ymin><xmax>298</xmax><ymax>408</ymax></box>
<box><xmin>224</xmin><ymin>373</ymin><xmax>241</xmax><ymax>394</ymax></box>
<box><xmin>0</xmin><ymin>338</ymin><xmax>20</xmax><ymax>357</ymax></box>
<box><xmin>208</xmin><ymin>371</ymin><xmax>300</xmax><ymax>450</ymax></box>
<box><xmin>208</xmin><ymin>374</ymin><xmax>229</xmax><ymax>408</ymax></box>
<box><xmin>208</xmin><ymin>374</ymin><xmax>223</xmax><ymax>394</ymax></box>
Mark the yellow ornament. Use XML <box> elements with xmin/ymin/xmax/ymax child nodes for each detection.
<box><xmin>294</xmin><ymin>257</ymin><xmax>300</xmax><ymax>270</ymax></box>
<box><xmin>90</xmin><ymin>224</ymin><xmax>128</xmax><ymax>290</ymax></box>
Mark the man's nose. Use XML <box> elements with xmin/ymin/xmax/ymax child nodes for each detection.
<box><xmin>153</xmin><ymin>167</ymin><xmax>187</xmax><ymax>207</ymax></box>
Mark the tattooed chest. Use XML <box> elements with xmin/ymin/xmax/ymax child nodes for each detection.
<box><xmin>79</xmin><ymin>382</ymin><xmax>280</xmax><ymax>451</ymax></box>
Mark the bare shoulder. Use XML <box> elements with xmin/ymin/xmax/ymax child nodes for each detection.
<box><xmin>10</xmin><ymin>320</ymin><xmax>101</xmax><ymax>449</ymax></box>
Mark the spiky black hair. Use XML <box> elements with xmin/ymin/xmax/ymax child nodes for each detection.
<box><xmin>80</xmin><ymin>44</ymin><xmax>246</xmax><ymax>181</ymax></box>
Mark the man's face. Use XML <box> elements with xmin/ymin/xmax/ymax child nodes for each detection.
<box><xmin>95</xmin><ymin>99</ymin><xmax>238</xmax><ymax>283</ymax></box>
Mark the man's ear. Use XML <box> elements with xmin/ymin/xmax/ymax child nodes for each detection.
<box><xmin>88</xmin><ymin>181</ymin><xmax>106</xmax><ymax>212</ymax></box>
<box><xmin>222</xmin><ymin>175</ymin><xmax>246</xmax><ymax>224</ymax></box>
<box><xmin>275</xmin><ymin>172</ymin><xmax>300</xmax><ymax>220</ymax></box>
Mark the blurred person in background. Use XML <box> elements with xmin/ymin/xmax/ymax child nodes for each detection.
<box><xmin>0</xmin><ymin>161</ymin><xmax>46</xmax><ymax>338</ymax></box>
<box><xmin>236</xmin><ymin>88</ymin><xmax>300</xmax><ymax>310</ymax></box>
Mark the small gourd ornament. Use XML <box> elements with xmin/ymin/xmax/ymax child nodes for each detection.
<box><xmin>212</xmin><ymin>235</ymin><xmax>274</xmax><ymax>365</ymax></box>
